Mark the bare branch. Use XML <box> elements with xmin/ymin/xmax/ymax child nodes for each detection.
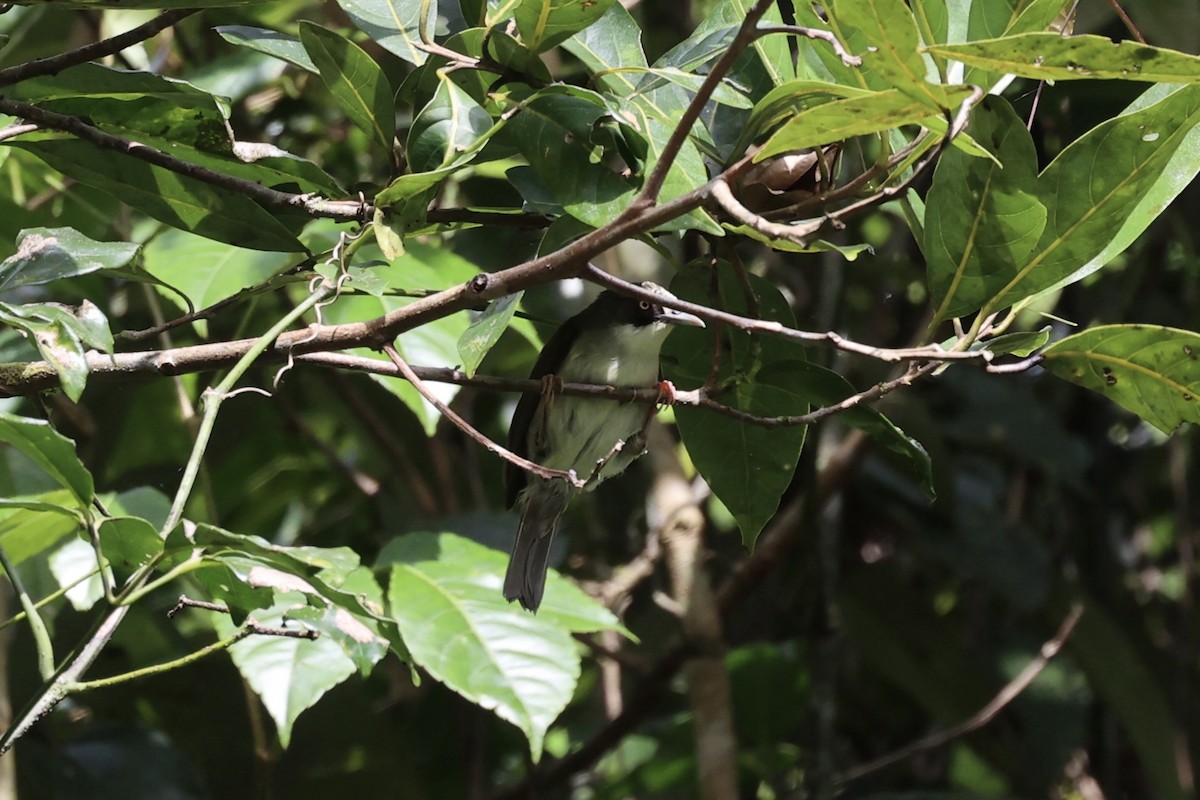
<box><xmin>836</xmin><ymin>604</ymin><xmax>1086</xmax><ymax>784</ymax></box>
<box><xmin>0</xmin><ymin>9</ymin><xmax>197</xmax><ymax>89</ymax></box>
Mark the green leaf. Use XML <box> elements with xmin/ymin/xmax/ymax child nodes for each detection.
<box><xmin>928</xmin><ymin>33</ymin><xmax>1200</xmax><ymax>84</ymax></box>
<box><xmin>7</xmin><ymin>62</ymin><xmax>229</xmax><ymax>119</ymax></box>
<box><xmin>514</xmin><ymin>0</ymin><xmax>617</xmax><ymax>53</ymax></box>
<box><xmin>216</xmin><ymin>26</ymin><xmax>319</xmax><ymax>73</ymax></box>
<box><xmin>1042</xmin><ymin>83</ymin><xmax>1200</xmax><ymax>296</ymax></box>
<box><xmin>299</xmin><ymin>22</ymin><xmax>397</xmax><ymax>154</ymax></box>
<box><xmin>979</xmin><ymin>326</ymin><xmax>1050</xmax><ymax>357</ymax></box>
<box><xmin>501</xmin><ymin>86</ymin><xmax>639</xmax><ymax>228</ymax></box>
<box><xmin>0</xmin><ymin>414</ymin><xmax>93</xmax><ymax>509</ymax></box>
<box><xmin>678</xmin><ymin>363</ymin><xmax>808</xmax><ymax>545</ymax></box>
<box><xmin>216</xmin><ymin>601</ymin><xmax>357</xmax><ymax>748</ymax></box>
<box><xmin>286</xmin><ymin>603</ymin><xmax>390</xmax><ymax>676</ymax></box>
<box><xmin>141</xmin><ymin>229</ymin><xmax>298</xmax><ymax>335</ymax></box>
<box><xmin>10</xmin><ymin>139</ymin><xmax>303</xmax><ymax>252</ymax></box>
<box><xmin>383</xmin><ymin>531</ymin><xmax>621</xmax><ymax>759</ymax></box>
<box><xmin>830</xmin><ymin>0</ymin><xmax>955</xmax><ymax>108</ymax></box>
<box><xmin>561</xmin><ymin>2</ymin><xmax>648</xmax><ymax>96</ymax></box>
<box><xmin>979</xmin><ymin>84</ymin><xmax>1200</xmax><ymax>315</ymax></box>
<box><xmin>0</xmin><ymin>227</ymin><xmax>139</xmax><ymax>291</ymax></box>
<box><xmin>1042</xmin><ymin>325</ymin><xmax>1200</xmax><ymax>434</ymax></box>
<box><xmin>98</xmin><ymin>516</ymin><xmax>164</xmax><ymax>571</ymax></box>
<box><xmin>0</xmin><ymin>300</ymin><xmax>112</xmax><ymax>400</ymax></box>
<box><xmin>756</xmin><ymin>85</ymin><xmax>974</xmax><ymax>161</ymax></box>
<box><xmin>925</xmin><ymin>95</ymin><xmax>1047</xmax><ymax>322</ymax></box>
<box><xmin>407</xmin><ymin>72</ymin><xmax>494</xmax><ymax>172</ymax></box>
<box><xmin>337</xmin><ymin>0</ymin><xmax>435</xmax><ymax>66</ymax></box>
<box><xmin>458</xmin><ymin>291</ymin><xmax>522</xmax><ymax>378</ymax></box>
<box><xmin>788</xmin><ymin>361</ymin><xmax>934</xmax><ymax>497</ymax></box>
<box><xmin>664</xmin><ymin>265</ymin><xmax>809</xmax><ymax>546</ymax></box>
<box><xmin>0</xmin><ymin>491</ymin><xmax>81</xmax><ymax>566</ymax></box>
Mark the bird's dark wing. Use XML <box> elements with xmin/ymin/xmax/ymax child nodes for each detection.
<box><xmin>505</xmin><ymin>314</ymin><xmax>584</xmax><ymax>508</ymax></box>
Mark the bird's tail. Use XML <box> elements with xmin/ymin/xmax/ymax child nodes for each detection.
<box><xmin>505</xmin><ymin>486</ymin><xmax>570</xmax><ymax>612</ymax></box>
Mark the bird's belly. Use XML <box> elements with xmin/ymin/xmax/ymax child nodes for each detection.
<box><xmin>533</xmin><ymin>396</ymin><xmax>648</xmax><ymax>488</ymax></box>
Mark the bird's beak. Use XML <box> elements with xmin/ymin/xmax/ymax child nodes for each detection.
<box><xmin>661</xmin><ymin>307</ymin><xmax>705</xmax><ymax>328</ymax></box>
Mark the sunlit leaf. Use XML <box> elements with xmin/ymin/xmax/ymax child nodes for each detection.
<box><xmin>1043</xmin><ymin>325</ymin><xmax>1200</xmax><ymax>434</ymax></box>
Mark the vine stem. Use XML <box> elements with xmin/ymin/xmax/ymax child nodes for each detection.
<box><xmin>0</xmin><ymin>280</ymin><xmax>336</xmax><ymax>756</ymax></box>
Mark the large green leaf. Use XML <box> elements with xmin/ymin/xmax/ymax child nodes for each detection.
<box><xmin>1042</xmin><ymin>325</ymin><xmax>1200</xmax><ymax>434</ymax></box>
<box><xmin>337</xmin><ymin>0</ymin><xmax>435</xmax><ymax>66</ymax></box>
<box><xmin>830</xmin><ymin>0</ymin><xmax>956</xmax><ymax>108</ymax></box>
<box><xmin>925</xmin><ymin>95</ymin><xmax>1046</xmax><ymax>322</ymax></box>
<box><xmin>299</xmin><ymin>22</ymin><xmax>397</xmax><ymax>154</ymax></box>
<box><xmin>10</xmin><ymin>139</ymin><xmax>303</xmax><ymax>252</ymax></box>
<box><xmin>216</xmin><ymin>601</ymin><xmax>357</xmax><ymax>748</ymax></box>
<box><xmin>0</xmin><ymin>490</ymin><xmax>81</xmax><ymax>567</ymax></box>
<box><xmin>6</xmin><ymin>62</ymin><xmax>229</xmax><ymax>118</ymax></box>
<box><xmin>406</xmin><ymin>72</ymin><xmax>494</xmax><ymax>172</ymax></box>
<box><xmin>514</xmin><ymin>0</ymin><xmax>616</xmax><ymax>53</ymax></box>
<box><xmin>664</xmin><ymin>266</ymin><xmax>808</xmax><ymax>546</ymax></box>
<box><xmin>676</xmin><ymin>363</ymin><xmax>809</xmax><ymax>546</ymax></box>
<box><xmin>383</xmin><ymin>531</ymin><xmax>621</xmax><ymax>759</ymax></box>
<box><xmin>0</xmin><ymin>227</ymin><xmax>138</xmax><ymax>292</ymax></box>
<box><xmin>0</xmin><ymin>414</ymin><xmax>93</xmax><ymax>509</ymax></box>
<box><xmin>501</xmin><ymin>86</ymin><xmax>639</xmax><ymax>227</ymax></box>
<box><xmin>929</xmin><ymin>33</ymin><xmax>1200</xmax><ymax>84</ymax></box>
<box><xmin>756</xmin><ymin>85</ymin><xmax>974</xmax><ymax>161</ymax></box>
<box><xmin>978</xmin><ymin>84</ymin><xmax>1200</xmax><ymax>315</ymax></box>
<box><xmin>1042</xmin><ymin>83</ymin><xmax>1200</xmax><ymax>296</ymax></box>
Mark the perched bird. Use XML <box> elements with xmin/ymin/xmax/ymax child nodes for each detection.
<box><xmin>504</xmin><ymin>282</ymin><xmax>705</xmax><ymax>611</ymax></box>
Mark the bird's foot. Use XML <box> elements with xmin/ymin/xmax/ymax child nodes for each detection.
<box><xmin>654</xmin><ymin>379</ymin><xmax>679</xmax><ymax>407</ymax></box>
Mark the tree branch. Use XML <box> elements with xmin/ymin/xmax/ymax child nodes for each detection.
<box><xmin>0</xmin><ymin>9</ymin><xmax>197</xmax><ymax>89</ymax></box>
<box><xmin>0</xmin><ymin>98</ymin><xmax>367</xmax><ymax>221</ymax></box>
<box><xmin>633</xmin><ymin>0</ymin><xmax>776</xmax><ymax>208</ymax></box>
<box><xmin>836</xmin><ymin>604</ymin><xmax>1086</xmax><ymax>784</ymax></box>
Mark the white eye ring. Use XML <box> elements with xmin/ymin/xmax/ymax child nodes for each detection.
<box><xmin>638</xmin><ymin>300</ymin><xmax>652</xmax><ymax>311</ymax></box>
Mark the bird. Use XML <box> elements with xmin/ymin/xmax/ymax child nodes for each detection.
<box><xmin>503</xmin><ymin>282</ymin><xmax>705</xmax><ymax>612</ymax></box>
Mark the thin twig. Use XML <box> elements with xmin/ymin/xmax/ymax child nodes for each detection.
<box><xmin>584</xmin><ymin>267</ymin><xmax>990</xmax><ymax>363</ymax></box>
<box><xmin>0</xmin><ymin>98</ymin><xmax>366</xmax><ymax>221</ymax></box>
<box><xmin>1107</xmin><ymin>0</ymin><xmax>1146</xmax><ymax>44</ymax></box>
<box><xmin>167</xmin><ymin>595</ymin><xmax>230</xmax><ymax>619</ymax></box>
<box><xmin>756</xmin><ymin>24</ymin><xmax>862</xmax><ymax>67</ymax></box>
<box><xmin>0</xmin><ymin>124</ymin><xmax>38</xmax><ymax>143</ymax></box>
<box><xmin>836</xmin><ymin>604</ymin><xmax>1086</xmax><ymax>784</ymax></box>
<box><xmin>0</xmin><ymin>9</ymin><xmax>197</xmax><ymax>88</ymax></box>
<box><xmin>68</xmin><ymin>618</ymin><xmax>318</xmax><ymax>693</ymax></box>
<box><xmin>380</xmin><ymin>343</ymin><xmax>585</xmax><ymax>488</ymax></box>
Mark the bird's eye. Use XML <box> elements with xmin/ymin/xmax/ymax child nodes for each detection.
<box><xmin>638</xmin><ymin>300</ymin><xmax>652</xmax><ymax>311</ymax></box>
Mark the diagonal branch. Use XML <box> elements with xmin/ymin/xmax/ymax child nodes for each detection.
<box><xmin>0</xmin><ymin>9</ymin><xmax>198</xmax><ymax>89</ymax></box>
<box><xmin>380</xmin><ymin>344</ymin><xmax>585</xmax><ymax>488</ymax></box>
<box><xmin>836</xmin><ymin>604</ymin><xmax>1086</xmax><ymax>784</ymax></box>
<box><xmin>632</xmin><ymin>0</ymin><xmax>777</xmax><ymax>209</ymax></box>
